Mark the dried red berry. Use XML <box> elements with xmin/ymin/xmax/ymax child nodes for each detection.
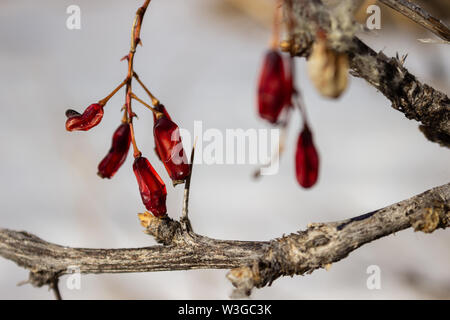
<box><xmin>295</xmin><ymin>124</ymin><xmax>319</xmax><ymax>188</ymax></box>
<box><xmin>65</xmin><ymin>103</ymin><xmax>104</xmax><ymax>131</ymax></box>
<box><xmin>257</xmin><ymin>50</ymin><xmax>287</xmax><ymax>123</ymax></box>
<box><xmin>153</xmin><ymin>107</ymin><xmax>190</xmax><ymax>185</ymax></box>
<box><xmin>97</xmin><ymin>123</ymin><xmax>131</xmax><ymax>179</ymax></box>
<box><xmin>133</xmin><ymin>156</ymin><xmax>167</xmax><ymax>217</ymax></box>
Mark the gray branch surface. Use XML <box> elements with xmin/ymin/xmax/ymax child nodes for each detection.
<box><xmin>1</xmin><ymin>183</ymin><xmax>448</xmax><ymax>295</ymax></box>
<box><xmin>348</xmin><ymin>38</ymin><xmax>450</xmax><ymax>147</ymax></box>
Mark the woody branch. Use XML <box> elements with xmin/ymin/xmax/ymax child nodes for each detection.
<box><xmin>0</xmin><ymin>183</ymin><xmax>448</xmax><ymax>295</ymax></box>
<box><xmin>285</xmin><ymin>0</ymin><xmax>449</xmax><ymax>147</ymax></box>
<box><xmin>378</xmin><ymin>0</ymin><xmax>450</xmax><ymax>42</ymax></box>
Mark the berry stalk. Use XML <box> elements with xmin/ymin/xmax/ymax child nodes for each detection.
<box><xmin>124</xmin><ymin>0</ymin><xmax>152</xmax><ymax>159</ymax></box>
<box><xmin>133</xmin><ymin>72</ymin><xmax>160</xmax><ymax>106</ymax></box>
<box><xmin>130</xmin><ymin>93</ymin><xmax>163</xmax><ymax>118</ymax></box>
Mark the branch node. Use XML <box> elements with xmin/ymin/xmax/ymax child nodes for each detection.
<box><xmin>139</xmin><ymin>212</ymin><xmax>181</xmax><ymax>245</ymax></box>
<box><xmin>411</xmin><ymin>201</ymin><xmax>449</xmax><ymax>233</ymax></box>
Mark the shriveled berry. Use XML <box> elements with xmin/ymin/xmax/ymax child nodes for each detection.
<box><xmin>153</xmin><ymin>108</ymin><xmax>190</xmax><ymax>185</ymax></box>
<box><xmin>65</xmin><ymin>103</ymin><xmax>104</xmax><ymax>131</ymax></box>
<box><xmin>98</xmin><ymin>123</ymin><xmax>131</xmax><ymax>179</ymax></box>
<box><xmin>133</xmin><ymin>156</ymin><xmax>167</xmax><ymax>217</ymax></box>
<box><xmin>307</xmin><ymin>31</ymin><xmax>348</xmax><ymax>99</ymax></box>
<box><xmin>295</xmin><ymin>124</ymin><xmax>319</xmax><ymax>188</ymax></box>
<box><xmin>257</xmin><ymin>50</ymin><xmax>286</xmax><ymax>123</ymax></box>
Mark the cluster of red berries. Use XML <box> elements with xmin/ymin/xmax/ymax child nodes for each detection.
<box><xmin>257</xmin><ymin>49</ymin><xmax>319</xmax><ymax>188</ymax></box>
<box><xmin>65</xmin><ymin>2</ymin><xmax>346</xmax><ymax>221</ymax></box>
<box><xmin>65</xmin><ymin>85</ymin><xmax>190</xmax><ymax>217</ymax></box>
<box><xmin>257</xmin><ymin>0</ymin><xmax>351</xmax><ymax>188</ymax></box>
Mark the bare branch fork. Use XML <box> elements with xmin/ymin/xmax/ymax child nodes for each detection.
<box><xmin>0</xmin><ymin>0</ymin><xmax>449</xmax><ymax>298</ymax></box>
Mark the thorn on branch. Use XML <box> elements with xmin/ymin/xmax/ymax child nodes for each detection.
<box><xmin>50</xmin><ymin>278</ymin><xmax>62</xmax><ymax>300</ymax></box>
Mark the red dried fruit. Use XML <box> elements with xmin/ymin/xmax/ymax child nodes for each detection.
<box><xmin>65</xmin><ymin>103</ymin><xmax>104</xmax><ymax>131</ymax></box>
<box><xmin>257</xmin><ymin>50</ymin><xmax>287</xmax><ymax>123</ymax></box>
<box><xmin>133</xmin><ymin>156</ymin><xmax>167</xmax><ymax>217</ymax></box>
<box><xmin>97</xmin><ymin>123</ymin><xmax>131</xmax><ymax>179</ymax></box>
<box><xmin>295</xmin><ymin>124</ymin><xmax>319</xmax><ymax>188</ymax></box>
<box><xmin>153</xmin><ymin>107</ymin><xmax>190</xmax><ymax>185</ymax></box>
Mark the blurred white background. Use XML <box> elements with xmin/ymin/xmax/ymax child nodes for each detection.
<box><xmin>0</xmin><ymin>0</ymin><xmax>449</xmax><ymax>299</ymax></box>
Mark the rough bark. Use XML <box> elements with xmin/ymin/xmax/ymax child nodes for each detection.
<box><xmin>1</xmin><ymin>183</ymin><xmax>448</xmax><ymax>295</ymax></box>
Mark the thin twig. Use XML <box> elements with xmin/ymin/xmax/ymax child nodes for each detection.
<box><xmin>125</xmin><ymin>0</ymin><xmax>152</xmax><ymax>158</ymax></box>
<box><xmin>379</xmin><ymin>0</ymin><xmax>450</xmax><ymax>42</ymax></box>
<box><xmin>181</xmin><ymin>141</ymin><xmax>197</xmax><ymax>231</ymax></box>
<box><xmin>288</xmin><ymin>0</ymin><xmax>450</xmax><ymax>147</ymax></box>
<box><xmin>50</xmin><ymin>278</ymin><xmax>62</xmax><ymax>300</ymax></box>
<box><xmin>133</xmin><ymin>72</ymin><xmax>160</xmax><ymax>106</ymax></box>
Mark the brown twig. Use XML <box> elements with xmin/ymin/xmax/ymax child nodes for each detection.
<box><xmin>50</xmin><ymin>278</ymin><xmax>62</xmax><ymax>300</ymax></box>
<box><xmin>125</xmin><ymin>0</ymin><xmax>152</xmax><ymax>158</ymax></box>
<box><xmin>133</xmin><ymin>72</ymin><xmax>160</xmax><ymax>106</ymax></box>
<box><xmin>379</xmin><ymin>0</ymin><xmax>450</xmax><ymax>42</ymax></box>
<box><xmin>181</xmin><ymin>142</ymin><xmax>196</xmax><ymax>225</ymax></box>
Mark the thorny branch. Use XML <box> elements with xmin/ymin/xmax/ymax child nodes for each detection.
<box><xmin>285</xmin><ymin>0</ymin><xmax>450</xmax><ymax>147</ymax></box>
<box><xmin>125</xmin><ymin>0</ymin><xmax>151</xmax><ymax>158</ymax></box>
<box><xmin>0</xmin><ymin>183</ymin><xmax>448</xmax><ymax>296</ymax></box>
<box><xmin>0</xmin><ymin>0</ymin><xmax>449</xmax><ymax>298</ymax></box>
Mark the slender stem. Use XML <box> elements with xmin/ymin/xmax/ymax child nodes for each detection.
<box><xmin>131</xmin><ymin>93</ymin><xmax>163</xmax><ymax>117</ymax></box>
<box><xmin>124</xmin><ymin>0</ymin><xmax>152</xmax><ymax>159</ymax></box>
<box><xmin>379</xmin><ymin>0</ymin><xmax>450</xmax><ymax>42</ymax></box>
<box><xmin>270</xmin><ymin>0</ymin><xmax>282</xmax><ymax>49</ymax></box>
<box><xmin>98</xmin><ymin>80</ymin><xmax>127</xmax><ymax>106</ymax></box>
<box><xmin>133</xmin><ymin>73</ymin><xmax>160</xmax><ymax>106</ymax></box>
<box><xmin>253</xmin><ymin>116</ymin><xmax>289</xmax><ymax>179</ymax></box>
<box><xmin>182</xmin><ymin>140</ymin><xmax>197</xmax><ymax>223</ymax></box>
<box><xmin>293</xmin><ymin>92</ymin><xmax>309</xmax><ymax>125</ymax></box>
<box><xmin>50</xmin><ymin>278</ymin><xmax>62</xmax><ymax>300</ymax></box>
<box><xmin>126</xmin><ymin>86</ymin><xmax>142</xmax><ymax>158</ymax></box>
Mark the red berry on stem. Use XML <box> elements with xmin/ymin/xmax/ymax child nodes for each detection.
<box><xmin>295</xmin><ymin>124</ymin><xmax>319</xmax><ymax>188</ymax></box>
<box><xmin>97</xmin><ymin>123</ymin><xmax>131</xmax><ymax>179</ymax></box>
<box><xmin>65</xmin><ymin>103</ymin><xmax>104</xmax><ymax>131</ymax></box>
<box><xmin>153</xmin><ymin>107</ymin><xmax>190</xmax><ymax>185</ymax></box>
<box><xmin>133</xmin><ymin>156</ymin><xmax>167</xmax><ymax>217</ymax></box>
<box><xmin>257</xmin><ymin>50</ymin><xmax>287</xmax><ymax>124</ymax></box>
